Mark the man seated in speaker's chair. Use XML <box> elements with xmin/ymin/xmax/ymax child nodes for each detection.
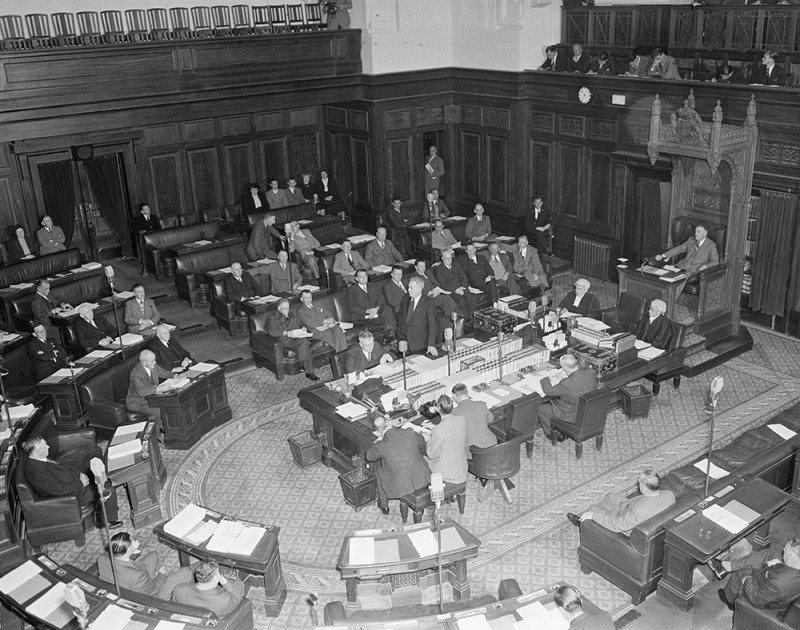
<box><xmin>633</xmin><ymin>299</ymin><xmax>673</xmax><ymax>351</ymax></box>
<box><xmin>655</xmin><ymin>224</ymin><xmax>719</xmax><ymax>291</ymax></box>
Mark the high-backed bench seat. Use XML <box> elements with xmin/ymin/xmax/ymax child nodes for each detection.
<box><xmin>174</xmin><ymin>241</ymin><xmax>250</xmax><ymax>308</ymax></box>
<box><xmin>142</xmin><ymin>221</ymin><xmax>222</xmax><ymax>279</ymax></box>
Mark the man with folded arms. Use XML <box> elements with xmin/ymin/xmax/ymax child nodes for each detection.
<box><xmin>566</xmin><ymin>469</ymin><xmax>675</xmax><ymax>534</ymax></box>
<box><xmin>152</xmin><ymin>324</ymin><xmax>193</xmax><ymax>372</ymax></box>
<box><xmin>297</xmin><ymin>289</ymin><xmax>347</xmax><ymax>353</ymax></box>
<box><xmin>364</xmin><ymin>227</ymin><xmax>404</xmax><ymax>268</ymax></box>
<box><xmin>711</xmin><ymin>538</ymin><xmax>800</xmax><ymax>613</ymax></box>
<box><xmin>75</xmin><ymin>304</ymin><xmax>117</xmax><ymax>353</ymax></box>
<box><xmin>98</xmin><ymin>532</ymin><xmax>192</xmax><ymax>598</ymax></box>
<box><xmin>173</xmin><ymin>560</ymin><xmax>245</xmax><ymax>617</ymax></box>
<box><xmin>333</xmin><ymin>240</ymin><xmax>369</xmax><ymax>285</ymax></box>
<box><xmin>28</xmin><ymin>323</ymin><xmax>70</xmax><ymax>381</ymax></box>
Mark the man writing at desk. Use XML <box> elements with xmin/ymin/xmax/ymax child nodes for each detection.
<box><xmin>345</xmin><ymin>330</ymin><xmax>392</xmax><ymax>378</ymax></box>
<box><xmin>535</xmin><ymin>354</ymin><xmax>597</xmax><ymax>443</ymax></box>
<box><xmin>633</xmin><ymin>299</ymin><xmax>673</xmax><ymax>350</ymax></box>
<box><xmin>655</xmin><ymin>224</ymin><xmax>719</xmax><ymax>293</ymax></box>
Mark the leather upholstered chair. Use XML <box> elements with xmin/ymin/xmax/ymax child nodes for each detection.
<box><xmin>601</xmin><ymin>292</ymin><xmax>648</xmax><ymax>335</ymax></box>
<box><xmin>734</xmin><ymin>595</ymin><xmax>800</xmax><ymax>630</ymax></box>
<box><xmin>550</xmin><ymin>387</ymin><xmax>612</xmax><ymax>459</ymax></box>
<box><xmin>468</xmin><ymin>435</ymin><xmax>523</xmax><ymax>503</ymax></box>
<box><xmin>491</xmin><ymin>393</ymin><xmax>540</xmax><ymax>458</ymax></box>
<box><xmin>668</xmin><ymin>217</ymin><xmax>727</xmax><ymax>296</ymax></box>
<box><xmin>643</xmin><ymin>320</ymin><xmax>687</xmax><ymax>395</ymax></box>
<box><xmin>80</xmin><ymin>353</ymin><xmax>150</xmax><ymax>440</ymax></box>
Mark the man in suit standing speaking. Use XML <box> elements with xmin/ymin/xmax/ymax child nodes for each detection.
<box><xmin>397</xmin><ymin>276</ymin><xmax>438</xmax><ymax>357</ymax></box>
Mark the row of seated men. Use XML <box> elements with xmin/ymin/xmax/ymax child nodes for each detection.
<box><xmin>539</xmin><ymin>43</ymin><xmax>791</xmax><ymax>86</ymax></box>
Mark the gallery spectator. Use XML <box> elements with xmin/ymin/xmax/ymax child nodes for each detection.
<box><xmin>539</xmin><ymin>45</ymin><xmax>566</xmax><ymax>72</ymax></box>
<box><xmin>567</xmin><ymin>44</ymin><xmax>591</xmax><ymax>74</ymax></box>
<box><xmin>37</xmin><ymin>215</ymin><xmax>66</xmax><ymax>255</ymax></box>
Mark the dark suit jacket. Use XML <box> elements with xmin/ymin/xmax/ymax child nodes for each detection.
<box><xmin>345</xmin><ymin>341</ymin><xmax>386</xmax><ymax>374</ymax></box>
<box><xmin>461</xmin><ymin>256</ymin><xmax>493</xmax><ymax>291</ymax></box>
<box><xmin>313</xmin><ymin>177</ymin><xmax>339</xmax><ymax>201</ymax></box>
<box><xmin>732</xmin><ymin>549</ymin><xmax>800</xmax><ymax>610</ymax></box>
<box><xmin>133</xmin><ymin>214</ymin><xmax>162</xmax><ymax>234</ymax></box>
<box><xmin>465</xmin><ymin>216</ymin><xmax>492</xmax><ymax>240</ymax></box>
<box><xmin>36</xmin><ymin>226</ymin><xmax>66</xmax><ymax>255</ymax></box>
<box><xmin>453</xmin><ymin>399</ymin><xmax>497</xmax><ymax>452</ymax></box>
<box><xmin>152</xmin><ymin>338</ymin><xmax>192</xmax><ymax>370</ymax></box>
<box><xmin>7</xmin><ymin>235</ymin><xmax>38</xmax><ymax>261</ymax></box>
<box><xmin>347</xmin><ymin>283</ymin><xmax>387</xmax><ymax>321</ymax></box>
<box><xmin>241</xmin><ymin>191</ymin><xmax>268</xmax><ymax>214</ymax></box>
<box><xmin>633</xmin><ymin>314</ymin><xmax>673</xmax><ymax>350</ymax></box>
<box><xmin>246</xmin><ymin>221</ymin><xmax>282</xmax><ymax>262</ymax></box>
<box><xmin>540</xmin><ymin>53</ymin><xmax>567</xmax><ymax>72</ymax></box>
<box><xmin>383</xmin><ymin>279</ymin><xmax>409</xmax><ymax>314</ymax></box>
<box><xmin>541</xmin><ymin>368</ymin><xmax>598</xmax><ymax>423</ymax></box>
<box><xmin>27</xmin><ymin>336</ymin><xmax>68</xmax><ymax>381</ymax></box>
<box><xmin>365</xmin><ymin>427</ymin><xmax>430</xmax><ymax>504</ymax></box>
<box><xmin>525</xmin><ymin>208</ymin><xmax>552</xmax><ymax>235</ymax></box>
<box><xmin>385</xmin><ymin>208</ymin><xmax>409</xmax><ymax>231</ymax></box>
<box><xmin>126</xmin><ymin>362</ymin><xmax>172</xmax><ymax>412</ymax></box>
<box><xmin>266</xmin><ymin>262</ymin><xmax>300</xmax><ymax>294</ymax></box>
<box><xmin>223</xmin><ymin>274</ymin><xmax>260</xmax><ymax>302</ymax></box>
<box><xmin>481</xmin><ymin>250</ymin><xmax>515</xmax><ymax>278</ymax></box>
<box><xmin>433</xmin><ymin>262</ymin><xmax>469</xmax><ymax>293</ymax></box>
<box><xmin>397</xmin><ymin>294</ymin><xmax>437</xmax><ymax>354</ymax></box>
<box><xmin>364</xmin><ymin>240</ymin><xmax>403</xmax><ymax>267</ymax></box>
<box><xmin>591</xmin><ymin>58</ymin><xmax>617</xmax><ymax>75</ymax></box>
<box><xmin>74</xmin><ymin>316</ymin><xmax>117</xmax><ymax>352</ymax></box>
<box><xmin>558</xmin><ymin>291</ymin><xmax>602</xmax><ymax>319</ymax></box>
<box><xmin>567</xmin><ymin>52</ymin><xmax>591</xmax><ymax>73</ymax></box>
<box><xmin>31</xmin><ymin>292</ymin><xmax>56</xmax><ymax>327</ymax></box>
<box><xmin>25</xmin><ymin>457</ymin><xmax>84</xmax><ymax>498</ymax></box>
<box><xmin>757</xmin><ymin>64</ymin><xmax>788</xmax><ymax>87</ymax></box>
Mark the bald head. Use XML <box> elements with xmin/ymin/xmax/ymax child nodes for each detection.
<box><xmin>155</xmin><ymin>324</ymin><xmax>170</xmax><ymax>342</ymax></box>
<box><xmin>78</xmin><ymin>304</ymin><xmax>94</xmax><ymax>321</ymax></box>
<box><xmin>139</xmin><ymin>349</ymin><xmax>156</xmax><ymax>369</ymax></box>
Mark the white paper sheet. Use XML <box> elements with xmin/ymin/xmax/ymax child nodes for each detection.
<box><xmin>8</xmin><ymin>404</ymin><xmax>37</xmax><ymax>421</ymax></box>
<box><xmin>456</xmin><ymin>614</ymin><xmax>492</xmax><ymax>630</ymax></box>
<box><xmin>164</xmin><ymin>503</ymin><xmax>207</xmax><ymax>538</ymax></box>
<box><xmin>230</xmin><ymin>526</ymin><xmax>266</xmax><ymax>556</ymax></box>
<box><xmin>693</xmin><ymin>458</ymin><xmax>728</xmax><ymax>480</ymax></box>
<box><xmin>119</xmin><ymin>333</ymin><xmax>144</xmax><ymax>345</ymax></box>
<box><xmin>26</xmin><ymin>583</ymin><xmax>73</xmax><ymax>625</ymax></box>
<box><xmin>206</xmin><ymin>519</ymin><xmax>245</xmax><ymax>554</ymax></box>
<box><xmin>407</xmin><ymin>528</ymin><xmax>438</xmax><ymax>557</ymax></box>
<box><xmin>0</xmin><ymin>560</ymin><xmax>41</xmax><ymax>593</ymax></box>
<box><xmin>702</xmin><ymin>503</ymin><xmax>749</xmax><ymax>534</ymax></box>
<box><xmin>154</xmin><ymin>621</ymin><xmax>185</xmax><ymax>630</ymax></box>
<box><xmin>768</xmin><ymin>424</ymin><xmax>797</xmax><ymax>440</ymax></box>
<box><xmin>112</xmin><ymin>422</ymin><xmax>147</xmax><ymax>441</ymax></box>
<box><xmin>336</xmin><ymin>402</ymin><xmax>368</xmax><ymax>419</ymax></box>
<box><xmin>371</xmin><ymin>265</ymin><xmax>392</xmax><ymax>273</ymax></box>
<box><xmin>348</xmin><ymin>536</ymin><xmax>376</xmax><ymax>566</ymax></box>
<box><xmin>191</xmin><ymin>362</ymin><xmax>217</xmax><ymax>373</ymax></box>
<box><xmin>89</xmin><ymin>604</ymin><xmax>133</xmax><ymax>630</ymax></box>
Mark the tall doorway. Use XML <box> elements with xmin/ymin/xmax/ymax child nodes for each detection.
<box><xmin>621</xmin><ymin>166</ymin><xmax>672</xmax><ymax>265</ymax></box>
<box><xmin>26</xmin><ymin>142</ymin><xmax>137</xmax><ymax>261</ymax></box>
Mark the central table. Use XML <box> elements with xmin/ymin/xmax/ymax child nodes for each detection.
<box><xmin>657</xmin><ymin>477</ymin><xmax>791</xmax><ymax>610</ymax></box>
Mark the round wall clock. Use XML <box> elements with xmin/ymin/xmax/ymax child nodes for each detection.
<box><xmin>578</xmin><ymin>87</ymin><xmax>592</xmax><ymax>104</ymax></box>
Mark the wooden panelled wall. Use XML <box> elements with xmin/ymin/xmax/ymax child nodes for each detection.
<box><xmin>0</xmin><ymin>32</ymin><xmax>798</xmax><ymax>263</ymax></box>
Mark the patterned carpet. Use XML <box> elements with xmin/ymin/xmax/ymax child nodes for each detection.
<box><xmin>45</xmin><ymin>323</ymin><xmax>800</xmax><ymax>630</ymax></box>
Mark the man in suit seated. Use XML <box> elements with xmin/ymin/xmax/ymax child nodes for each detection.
<box><xmin>483</xmin><ymin>242</ymin><xmax>520</xmax><ymax>301</ymax></box>
<box><xmin>397</xmin><ymin>276</ymin><xmax>438</xmax><ymax>356</ymax></box>
<box><xmin>266</xmin><ymin>250</ymin><xmax>302</xmax><ymax>294</ymax></box>
<box><xmin>385</xmin><ymin>196</ymin><xmax>410</xmax><ymax>255</ymax></box>
<box><xmin>21</xmin><ymin>435</ymin><xmax>122</xmax><ymax>528</ymax></box>
<box><xmin>124</xmin><ymin>284</ymin><xmax>163</xmax><ymax>334</ymax></box>
<box><xmin>283</xmin><ymin>177</ymin><xmax>306</xmax><ymax>206</ymax></box>
<box><xmin>633</xmin><ymin>299</ymin><xmax>673</xmax><ymax>350</ymax></box>
<box><xmin>333</xmin><ymin>240</ymin><xmax>370</xmax><ymax>285</ymax></box>
<box><xmin>655</xmin><ymin>224</ymin><xmax>719</xmax><ymax>293</ymax></box>
<box><xmin>461</xmin><ymin>243</ymin><xmax>494</xmax><ymax>297</ymax></box>
<box><xmin>241</xmin><ymin>183</ymin><xmax>267</xmax><ymax>213</ymax></box>
<box><xmin>268</xmin><ymin>298</ymin><xmax>318</xmax><ymax>381</ymax></box>
<box><xmin>98</xmin><ymin>532</ymin><xmax>193</xmax><ymax>599</ymax></box>
<box><xmin>75</xmin><ymin>304</ymin><xmax>117</xmax><ymax>352</ymax></box>
<box><xmin>558</xmin><ymin>278</ymin><xmax>602</xmax><ymax>319</ymax></box>
<box><xmin>297</xmin><ymin>289</ymin><xmax>347</xmax><ymax>353</ymax></box>
<box><xmin>755</xmin><ymin>50</ymin><xmax>788</xmax><ymax>87</ymax></box>
<box><xmin>289</xmin><ymin>221</ymin><xmax>321</xmax><ymax>279</ymax></box>
<box><xmin>525</xmin><ymin>197</ymin><xmax>552</xmax><ymax>256</ymax></box>
<box><xmin>434</xmin><ymin>249</ymin><xmax>477</xmax><ymax>319</ymax></box>
<box><xmin>246</xmin><ymin>213</ymin><xmax>282</xmax><ymax>262</ymax></box>
<box><xmin>28</xmin><ymin>323</ymin><xmax>70</xmax><ymax>381</ymax></box>
<box><xmin>383</xmin><ymin>265</ymin><xmax>409</xmax><ymax>317</ymax></box>
<box><xmin>366</xmin><ymin>415</ymin><xmax>431</xmax><ymax>515</ymax></box>
<box><xmin>712</xmin><ymin>538</ymin><xmax>800</xmax><ymax>613</ymax></box>
<box><xmin>152</xmin><ymin>324</ymin><xmax>193</xmax><ymax>372</ymax></box>
<box><xmin>536</xmin><ymin>354</ymin><xmax>597</xmax><ymax>442</ymax></box>
<box><xmin>347</xmin><ymin>270</ymin><xmax>396</xmax><ymax>337</ymax></box>
<box><xmin>126</xmin><ymin>349</ymin><xmax>172</xmax><ymax>433</ymax></box>
<box><xmin>502</xmin><ymin>234</ymin><xmax>548</xmax><ymax>292</ymax></box>
<box><xmin>31</xmin><ymin>279</ymin><xmax>69</xmax><ymax>339</ymax></box>
<box><xmin>345</xmin><ymin>330</ymin><xmax>393</xmax><ymax>377</ymax></box>
<box><xmin>410</xmin><ymin>259</ymin><xmax>462</xmax><ymax>318</ymax></box>
<box><xmin>265</xmin><ymin>176</ymin><xmax>287</xmax><ymax>210</ymax></box>
<box><xmin>452</xmin><ymin>383</ymin><xmax>496</xmax><ymax>455</ymax></box>
<box><xmin>7</xmin><ymin>225</ymin><xmax>38</xmax><ymax>261</ymax></box>
<box><xmin>431</xmin><ymin>219</ymin><xmax>459</xmax><ymax>253</ymax></box>
<box><xmin>464</xmin><ymin>203</ymin><xmax>493</xmax><ymax>242</ymax></box>
<box><xmin>36</xmin><ymin>215</ymin><xmax>67</xmax><ymax>255</ymax></box>
<box><xmin>224</xmin><ymin>262</ymin><xmax>261</xmax><ymax>314</ymax></box>
<box><xmin>364</xmin><ymin>227</ymin><xmax>404</xmax><ymax>268</ymax></box>
<box><xmin>424</xmin><ymin>189</ymin><xmax>449</xmax><ymax>220</ymax></box>
<box><xmin>132</xmin><ymin>203</ymin><xmax>162</xmax><ymax>235</ymax></box>
<box><xmin>567</xmin><ymin>469</ymin><xmax>675</xmax><ymax>535</ymax></box>
<box><xmin>173</xmin><ymin>560</ymin><xmax>245</xmax><ymax>618</ymax></box>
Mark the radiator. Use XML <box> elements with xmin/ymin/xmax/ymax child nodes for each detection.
<box><xmin>573</xmin><ymin>236</ymin><xmax>611</xmax><ymax>281</ymax></box>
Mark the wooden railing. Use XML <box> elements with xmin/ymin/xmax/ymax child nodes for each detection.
<box><xmin>563</xmin><ymin>5</ymin><xmax>800</xmax><ymax>56</ymax></box>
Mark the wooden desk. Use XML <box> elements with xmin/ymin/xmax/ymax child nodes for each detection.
<box><xmin>338</xmin><ymin>519</ymin><xmax>480</xmax><ymax>606</ymax></box>
<box><xmin>36</xmin><ymin>336</ymin><xmax>153</xmax><ymax>430</ymax></box>
<box><xmin>0</xmin><ymin>554</ymin><xmax>233</xmax><ymax>630</ymax></box>
<box><xmin>617</xmin><ymin>265</ymin><xmax>683</xmax><ymax>319</ymax></box>
<box><xmin>145</xmin><ymin>363</ymin><xmax>231</xmax><ymax>450</ymax></box>
<box><xmin>657</xmin><ymin>477</ymin><xmax>791</xmax><ymax>610</ymax></box>
<box><xmin>154</xmin><ymin>505</ymin><xmax>286</xmax><ymax>617</ymax></box>
<box><xmin>167</xmin><ymin>233</ymin><xmax>245</xmax><ymax>259</ymax></box>
<box><xmin>106</xmin><ymin>421</ymin><xmax>166</xmax><ymax>528</ymax></box>
<box><xmin>0</xmin><ymin>332</ymin><xmax>30</xmax><ymax>356</ymax></box>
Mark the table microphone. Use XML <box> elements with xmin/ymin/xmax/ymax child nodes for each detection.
<box><xmin>90</xmin><ymin>457</ymin><xmax>107</xmax><ymax>488</ymax></box>
<box><xmin>398</xmin><ymin>341</ymin><xmax>408</xmax><ymax>391</ymax></box>
<box><xmin>444</xmin><ymin>328</ymin><xmax>453</xmax><ymax>375</ymax></box>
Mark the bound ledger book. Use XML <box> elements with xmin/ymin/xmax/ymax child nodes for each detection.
<box><xmin>164</xmin><ymin>503</ymin><xmax>267</xmax><ymax>556</ymax></box>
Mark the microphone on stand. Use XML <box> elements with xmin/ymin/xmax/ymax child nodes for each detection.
<box><xmin>398</xmin><ymin>340</ymin><xmax>408</xmax><ymax>391</ymax></box>
<box><xmin>90</xmin><ymin>457</ymin><xmax>121</xmax><ymax>595</ymax></box>
<box><xmin>702</xmin><ymin>376</ymin><xmax>725</xmax><ymax>501</ymax></box>
<box><xmin>104</xmin><ymin>265</ymin><xmax>125</xmax><ymax>358</ymax></box>
<box><xmin>444</xmin><ymin>328</ymin><xmax>453</xmax><ymax>376</ymax></box>
<box><xmin>450</xmin><ymin>312</ymin><xmax>459</xmax><ymax>347</ymax></box>
<box><xmin>429</xmin><ymin>471</ymin><xmax>445</xmax><ymax>613</ymax></box>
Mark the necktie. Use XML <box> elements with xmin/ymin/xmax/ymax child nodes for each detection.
<box><xmin>493</xmin><ymin>256</ymin><xmax>499</xmax><ymax>263</ymax></box>
<box><xmin>406</xmin><ymin>298</ymin><xmax>417</xmax><ymax>323</ymax></box>
<box><xmin>348</xmin><ymin>255</ymin><xmax>353</xmax><ymax>265</ymax></box>
<box><xmin>397</xmin><ymin>282</ymin><xmax>405</xmax><ymax>292</ymax></box>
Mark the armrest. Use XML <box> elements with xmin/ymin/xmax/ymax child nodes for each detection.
<box><xmin>214</xmin><ymin>296</ymin><xmax>237</xmax><ymax>320</ymax></box>
<box><xmin>697</xmin><ymin>262</ymin><xmax>727</xmax><ymax>279</ymax></box>
<box><xmin>24</xmin><ymin>495</ymin><xmax>83</xmax><ymax>523</ymax></box>
<box><xmin>579</xmin><ymin>519</ymin><xmax>648</xmax><ymax>581</ymax></box>
<box><xmin>86</xmin><ymin>400</ymin><xmax>128</xmax><ymax>432</ymax></box>
<box><xmin>175</xmin><ymin>271</ymin><xmax>197</xmax><ymax>295</ymax></box>
<box><xmin>57</xmin><ymin>429</ymin><xmax>97</xmax><ymax>452</ymax></box>
<box><xmin>734</xmin><ymin>597</ymin><xmax>788</xmax><ymax>630</ymax></box>
<box><xmin>249</xmin><ymin>332</ymin><xmax>285</xmax><ymax>364</ymax></box>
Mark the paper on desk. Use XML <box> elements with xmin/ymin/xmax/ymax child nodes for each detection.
<box><xmin>517</xmin><ymin>600</ymin><xmax>569</xmax><ymax>630</ymax></box>
<box><xmin>408</xmin><ymin>528</ymin><xmax>438</xmax><ymax>557</ymax></box>
<box><xmin>456</xmin><ymin>614</ymin><xmax>492</xmax><ymax>630</ymax></box>
<box><xmin>0</xmin><ymin>333</ymin><xmax>20</xmax><ymax>343</ymax></box>
<box><xmin>84</xmin><ymin>350</ymin><xmax>115</xmax><ymax>360</ymax></box>
<box><xmin>119</xmin><ymin>333</ymin><xmax>144</xmax><ymax>345</ymax></box>
<box><xmin>89</xmin><ymin>604</ymin><xmax>133</xmax><ymax>630</ymax></box>
<box><xmin>471</xmin><ymin>391</ymin><xmax>501</xmax><ymax>408</ymax></box>
<box><xmin>0</xmin><ymin>560</ymin><xmax>41</xmax><ymax>593</ymax></box>
<box><xmin>371</xmin><ymin>265</ymin><xmax>392</xmax><ymax>273</ymax></box>
<box><xmin>664</xmin><ymin>264</ymin><xmax>681</xmax><ymax>272</ymax></box>
<box><xmin>339</xmin><ymin>321</ymin><xmax>354</xmax><ymax>330</ymax></box>
<box><xmin>9</xmin><ymin>282</ymin><xmax>33</xmax><ymax>290</ymax></box>
<box><xmin>50</xmin><ymin>367</ymin><xmax>85</xmax><ymax>379</ymax></box>
<box><xmin>374</xmin><ymin>538</ymin><xmax>400</xmax><ymax>563</ymax></box>
<box><xmin>439</xmin><ymin>527</ymin><xmax>465</xmax><ymax>553</ymax></box>
<box><xmin>336</xmin><ymin>402</ymin><xmax>368</xmax><ymax>419</ymax></box>
<box><xmin>231</xmin><ymin>526</ymin><xmax>266</xmax><ymax>556</ymax></box>
<box><xmin>164</xmin><ymin>503</ymin><xmax>207</xmax><ymax>538</ymax></box>
<box><xmin>494</xmin><ymin>387</ymin><xmax>511</xmax><ymax>397</ymax></box>
<box><xmin>185</xmin><ymin>519</ymin><xmax>218</xmax><ymax>546</ymax></box>
<box><xmin>160</xmin><ymin>377</ymin><xmax>190</xmax><ymax>392</ymax></box>
<box><xmin>494</xmin><ymin>235</ymin><xmax>515</xmax><ymax>242</ymax></box>
<box><xmin>724</xmin><ymin>499</ymin><xmax>760</xmax><ymax>524</ymax></box>
<box><xmin>108</xmin><ymin>439</ymin><xmax>141</xmax><ymax>466</ymax></box>
<box><xmin>510</xmin><ymin>379</ymin><xmax>540</xmax><ymax>396</ymax></box>
<box><xmin>460</xmin><ymin>338</ymin><xmax>481</xmax><ymax>348</ymax></box>
<box><xmin>27</xmin><ymin>583</ymin><xmax>74</xmax><ymax>627</ymax></box>
<box><xmin>468</xmin><ymin>287</ymin><xmax>483</xmax><ymax>294</ymax></box>
<box><xmin>206</xmin><ymin>519</ymin><xmax>245</xmax><ymax>554</ymax></box>
<box><xmin>349</xmin><ymin>536</ymin><xmax>375</xmax><ymax>565</ymax></box>
<box><xmin>693</xmin><ymin>458</ymin><xmax>728</xmax><ymax>480</ymax></box>
<box><xmin>153</xmin><ymin>621</ymin><xmax>185</xmax><ymax>630</ymax></box>
<box><xmin>488</xmin><ymin>614</ymin><xmax>518</xmax><ymax>630</ymax></box>
<box><xmin>297</xmin><ymin>219</ymin><xmax>313</xmax><ymax>225</ymax></box>
<box><xmin>702</xmin><ymin>503</ymin><xmax>749</xmax><ymax>534</ymax></box>
<box><xmin>82</xmin><ymin>261</ymin><xmax>103</xmax><ymax>270</ymax></box>
<box><xmin>404</xmin><ymin>259</ymin><xmax>417</xmax><ymax>265</ymax></box>
<box><xmin>194</xmin><ymin>239</ymin><xmax>212</xmax><ymax>246</ymax></box>
<box><xmin>8</xmin><ymin>403</ymin><xmax>37</xmax><ymax>421</ymax></box>
<box><xmin>192</xmin><ymin>362</ymin><xmax>217</xmax><ymax>373</ymax></box>
<box><xmin>297</xmin><ymin>285</ymin><xmax>319</xmax><ymax>292</ymax></box>
<box><xmin>638</xmin><ymin>347</ymin><xmax>666</xmax><ymax>361</ymax></box>
<box><xmin>114</xmin><ymin>291</ymin><xmax>135</xmax><ymax>300</ymax></box>
<box><xmin>768</xmin><ymin>424</ymin><xmax>797</xmax><ymax>440</ymax></box>
<box><xmin>7</xmin><ymin>572</ymin><xmax>50</xmax><ymax>604</ymax></box>
<box><xmin>634</xmin><ymin>339</ymin><xmax>652</xmax><ymax>350</ymax></box>
<box><xmin>411</xmin><ymin>222</ymin><xmax>431</xmax><ymax>229</ymax></box>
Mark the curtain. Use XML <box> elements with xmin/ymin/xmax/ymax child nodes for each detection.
<box><xmin>38</xmin><ymin>161</ymin><xmax>75</xmax><ymax>247</ymax></box>
<box><xmin>786</xmin><ymin>196</ymin><xmax>800</xmax><ymax>312</ymax></box>
<box><xmin>84</xmin><ymin>154</ymin><xmax>132</xmax><ymax>257</ymax></box>
<box><xmin>749</xmin><ymin>192</ymin><xmax>798</xmax><ymax>316</ymax></box>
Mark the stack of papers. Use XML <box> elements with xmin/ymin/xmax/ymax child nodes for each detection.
<box><xmin>9</xmin><ymin>282</ymin><xmax>33</xmax><ymax>290</ymax></box>
<box><xmin>161</xmin><ymin>377</ymin><xmax>190</xmax><ymax>391</ymax></box>
<box><xmin>118</xmin><ymin>333</ymin><xmax>144</xmax><ymax>345</ymax></box>
<box><xmin>7</xmin><ymin>404</ymin><xmax>37</xmax><ymax>422</ymax></box>
<box><xmin>336</xmin><ymin>401</ymin><xmax>368</xmax><ymax>420</ymax></box>
<box><xmin>206</xmin><ymin>520</ymin><xmax>266</xmax><ymax>555</ymax></box>
<box><xmin>0</xmin><ymin>333</ymin><xmax>21</xmax><ymax>343</ymax></box>
<box><xmin>26</xmin><ymin>583</ymin><xmax>75</xmax><ymax>627</ymax></box>
<box><xmin>111</xmin><ymin>422</ymin><xmax>146</xmax><ymax>446</ymax></box>
<box><xmin>192</xmin><ymin>362</ymin><xmax>218</xmax><ymax>373</ymax></box>
<box><xmin>634</xmin><ymin>339</ymin><xmax>651</xmax><ymax>350</ymax></box>
<box><xmin>516</xmin><ymin>600</ymin><xmax>569</xmax><ymax>630</ymax></box>
<box><xmin>250</xmin><ymin>295</ymin><xmax>280</xmax><ymax>304</ymax></box>
<box><xmin>82</xmin><ymin>261</ymin><xmax>103</xmax><ymax>270</ymax></box>
<box><xmin>371</xmin><ymin>265</ymin><xmax>392</xmax><ymax>273</ymax></box>
<box><xmin>407</xmin><ymin>528</ymin><xmax>438</xmax><ymax>557</ymax></box>
<box><xmin>638</xmin><ymin>347</ymin><xmax>666</xmax><ymax>361</ymax></box>
<box><xmin>113</xmin><ymin>290</ymin><xmax>135</xmax><ymax>300</ymax></box>
<box><xmin>297</xmin><ymin>284</ymin><xmax>319</xmax><ymax>292</ymax></box>
<box><xmin>164</xmin><ymin>503</ymin><xmax>207</xmax><ymax>538</ymax></box>
<box><xmin>193</xmin><ymin>239</ymin><xmax>213</xmax><ymax>246</ymax></box>
<box><xmin>88</xmin><ymin>604</ymin><xmax>133</xmax><ymax>629</ymax></box>
<box><xmin>0</xmin><ymin>561</ymin><xmax>49</xmax><ymax>600</ymax></box>
<box><xmin>107</xmin><ymin>439</ymin><xmax>142</xmax><ymax>472</ymax></box>
<box><xmin>411</xmin><ymin>222</ymin><xmax>431</xmax><ymax>229</ymax></box>
<box><xmin>348</xmin><ymin>234</ymin><xmax>375</xmax><ymax>244</ymax></box>
<box><xmin>702</xmin><ymin>503</ymin><xmax>749</xmax><ymax>534</ymax></box>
